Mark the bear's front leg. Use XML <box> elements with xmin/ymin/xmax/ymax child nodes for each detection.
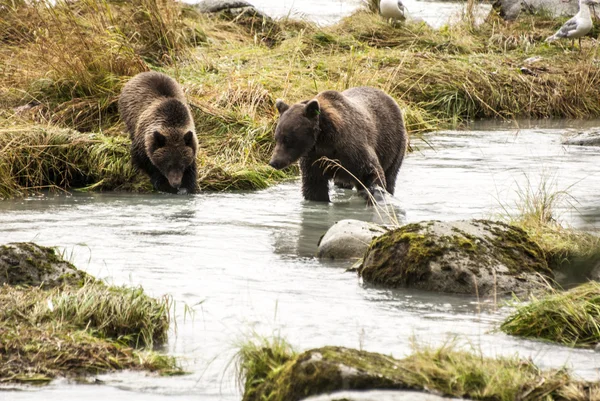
<box><xmin>181</xmin><ymin>163</ymin><xmax>198</xmax><ymax>194</ymax></box>
<box><xmin>360</xmin><ymin>152</ymin><xmax>388</xmax><ymax>205</ymax></box>
<box><xmin>300</xmin><ymin>157</ymin><xmax>330</xmax><ymax>202</ymax></box>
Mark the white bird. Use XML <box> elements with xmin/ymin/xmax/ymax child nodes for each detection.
<box><xmin>379</xmin><ymin>0</ymin><xmax>406</xmax><ymax>21</ymax></box>
<box><xmin>546</xmin><ymin>0</ymin><xmax>598</xmax><ymax>48</ymax></box>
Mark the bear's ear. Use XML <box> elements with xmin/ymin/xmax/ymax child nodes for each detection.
<box><xmin>153</xmin><ymin>131</ymin><xmax>167</xmax><ymax>148</ymax></box>
<box><xmin>184</xmin><ymin>131</ymin><xmax>195</xmax><ymax>147</ymax></box>
<box><xmin>304</xmin><ymin>99</ymin><xmax>320</xmax><ymax>118</ymax></box>
<box><xmin>275</xmin><ymin>99</ymin><xmax>289</xmax><ymax>114</ymax></box>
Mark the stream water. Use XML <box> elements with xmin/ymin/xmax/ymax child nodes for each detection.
<box><xmin>185</xmin><ymin>0</ymin><xmax>492</xmax><ymax>27</ymax></box>
<box><xmin>1</xmin><ymin>122</ymin><xmax>600</xmax><ymax>400</ymax></box>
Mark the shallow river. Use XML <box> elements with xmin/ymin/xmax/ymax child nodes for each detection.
<box><xmin>1</xmin><ymin>122</ymin><xmax>600</xmax><ymax>401</ymax></box>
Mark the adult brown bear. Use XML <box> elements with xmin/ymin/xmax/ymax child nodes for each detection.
<box><xmin>269</xmin><ymin>87</ymin><xmax>408</xmax><ymax>202</ymax></box>
<box><xmin>119</xmin><ymin>71</ymin><xmax>198</xmax><ymax>194</ymax></box>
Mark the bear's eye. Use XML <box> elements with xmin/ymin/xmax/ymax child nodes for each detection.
<box><xmin>153</xmin><ymin>131</ymin><xmax>167</xmax><ymax>148</ymax></box>
<box><xmin>282</xmin><ymin>136</ymin><xmax>292</xmax><ymax>146</ymax></box>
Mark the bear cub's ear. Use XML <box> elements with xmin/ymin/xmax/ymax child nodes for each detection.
<box><xmin>304</xmin><ymin>99</ymin><xmax>320</xmax><ymax>118</ymax></box>
<box><xmin>184</xmin><ymin>131</ymin><xmax>195</xmax><ymax>147</ymax></box>
<box><xmin>275</xmin><ymin>99</ymin><xmax>289</xmax><ymax>114</ymax></box>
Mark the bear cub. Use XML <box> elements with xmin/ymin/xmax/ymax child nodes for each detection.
<box><xmin>119</xmin><ymin>71</ymin><xmax>198</xmax><ymax>194</ymax></box>
<box><xmin>269</xmin><ymin>87</ymin><xmax>408</xmax><ymax>203</ymax></box>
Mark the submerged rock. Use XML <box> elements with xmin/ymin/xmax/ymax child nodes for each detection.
<box><xmin>0</xmin><ymin>242</ymin><xmax>89</xmax><ymax>288</ymax></box>
<box><xmin>359</xmin><ymin>220</ymin><xmax>553</xmax><ymax>296</ymax></box>
<box><xmin>563</xmin><ymin>130</ymin><xmax>600</xmax><ymax>146</ymax></box>
<box><xmin>318</xmin><ymin>219</ymin><xmax>387</xmax><ymax>260</ymax></box>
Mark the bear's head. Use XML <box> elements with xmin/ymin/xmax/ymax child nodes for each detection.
<box><xmin>146</xmin><ymin>99</ymin><xmax>197</xmax><ymax>189</ymax></box>
<box><xmin>269</xmin><ymin>98</ymin><xmax>320</xmax><ymax>170</ymax></box>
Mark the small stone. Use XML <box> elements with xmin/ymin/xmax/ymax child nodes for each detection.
<box><xmin>317</xmin><ymin>220</ymin><xmax>386</xmax><ymax>260</ymax></box>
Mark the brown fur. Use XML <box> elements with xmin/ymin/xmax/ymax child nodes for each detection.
<box><xmin>118</xmin><ymin>71</ymin><xmax>198</xmax><ymax>194</ymax></box>
<box><xmin>269</xmin><ymin>87</ymin><xmax>408</xmax><ymax>202</ymax></box>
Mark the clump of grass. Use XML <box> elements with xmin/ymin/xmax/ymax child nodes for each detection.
<box><xmin>502</xmin><ymin>175</ymin><xmax>600</xmax><ymax>271</ymax></box>
<box><xmin>238</xmin><ymin>340</ymin><xmax>599</xmax><ymax>401</ymax></box>
<box><xmin>501</xmin><ymin>281</ymin><xmax>600</xmax><ymax>347</ymax></box>
<box><xmin>235</xmin><ymin>335</ymin><xmax>296</xmax><ymax>400</ymax></box>
<box><xmin>0</xmin><ymin>279</ymin><xmax>179</xmax><ymax>383</ymax></box>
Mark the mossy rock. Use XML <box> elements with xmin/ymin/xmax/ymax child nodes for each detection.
<box><xmin>0</xmin><ymin>242</ymin><xmax>90</xmax><ymax>289</ymax></box>
<box><xmin>304</xmin><ymin>390</ymin><xmax>463</xmax><ymax>401</ymax></box>
<box><xmin>359</xmin><ymin>220</ymin><xmax>553</xmax><ymax>296</ymax></box>
<box><xmin>242</xmin><ymin>345</ymin><xmax>594</xmax><ymax>401</ymax></box>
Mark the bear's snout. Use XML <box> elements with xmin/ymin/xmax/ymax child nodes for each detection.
<box><xmin>167</xmin><ymin>171</ymin><xmax>183</xmax><ymax>189</ymax></box>
<box><xmin>269</xmin><ymin>158</ymin><xmax>287</xmax><ymax>170</ymax></box>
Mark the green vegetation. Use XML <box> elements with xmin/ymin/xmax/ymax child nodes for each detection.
<box><xmin>0</xmin><ymin>242</ymin><xmax>180</xmax><ymax>383</ymax></box>
<box><xmin>237</xmin><ymin>340</ymin><xmax>600</xmax><ymax>401</ymax></box>
<box><xmin>2</xmin><ymin>1</ymin><xmax>600</xmax><ymax>198</ymax></box>
<box><xmin>501</xmin><ymin>281</ymin><xmax>600</xmax><ymax>348</ymax></box>
<box><xmin>235</xmin><ymin>334</ymin><xmax>296</xmax><ymax>399</ymax></box>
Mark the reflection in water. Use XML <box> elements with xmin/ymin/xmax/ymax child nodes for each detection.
<box><xmin>1</xmin><ymin>126</ymin><xmax>600</xmax><ymax>400</ymax></box>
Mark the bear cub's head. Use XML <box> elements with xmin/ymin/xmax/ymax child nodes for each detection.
<box><xmin>146</xmin><ymin>99</ymin><xmax>197</xmax><ymax>190</ymax></box>
<box><xmin>269</xmin><ymin>98</ymin><xmax>320</xmax><ymax>170</ymax></box>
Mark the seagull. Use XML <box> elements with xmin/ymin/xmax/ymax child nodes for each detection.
<box><xmin>546</xmin><ymin>0</ymin><xmax>598</xmax><ymax>49</ymax></box>
<box><xmin>379</xmin><ymin>0</ymin><xmax>407</xmax><ymax>21</ymax></box>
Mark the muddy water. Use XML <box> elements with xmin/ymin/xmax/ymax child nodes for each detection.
<box><xmin>1</xmin><ymin>123</ymin><xmax>600</xmax><ymax>401</ymax></box>
<box><xmin>187</xmin><ymin>0</ymin><xmax>492</xmax><ymax>27</ymax></box>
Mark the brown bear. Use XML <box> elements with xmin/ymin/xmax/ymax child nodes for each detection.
<box><xmin>269</xmin><ymin>87</ymin><xmax>408</xmax><ymax>202</ymax></box>
<box><xmin>118</xmin><ymin>71</ymin><xmax>198</xmax><ymax>194</ymax></box>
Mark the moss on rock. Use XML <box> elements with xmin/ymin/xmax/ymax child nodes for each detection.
<box><xmin>359</xmin><ymin>220</ymin><xmax>552</xmax><ymax>296</ymax></box>
<box><xmin>0</xmin><ymin>242</ymin><xmax>90</xmax><ymax>289</ymax></box>
<box><xmin>241</xmin><ymin>343</ymin><xmax>599</xmax><ymax>401</ymax></box>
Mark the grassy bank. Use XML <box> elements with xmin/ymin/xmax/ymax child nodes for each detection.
<box><xmin>0</xmin><ymin>242</ymin><xmax>180</xmax><ymax>383</ymax></box>
<box><xmin>0</xmin><ymin>281</ymin><xmax>181</xmax><ymax>383</ymax></box>
<box><xmin>2</xmin><ymin>1</ymin><xmax>600</xmax><ymax>197</ymax></box>
<box><xmin>237</xmin><ymin>338</ymin><xmax>600</xmax><ymax>401</ymax></box>
<box><xmin>501</xmin><ymin>281</ymin><xmax>600</xmax><ymax>347</ymax></box>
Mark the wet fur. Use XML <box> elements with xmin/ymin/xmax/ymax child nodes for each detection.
<box><xmin>119</xmin><ymin>71</ymin><xmax>198</xmax><ymax>194</ymax></box>
<box><xmin>271</xmin><ymin>87</ymin><xmax>408</xmax><ymax>202</ymax></box>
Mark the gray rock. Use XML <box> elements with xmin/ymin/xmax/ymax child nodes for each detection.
<box><xmin>195</xmin><ymin>0</ymin><xmax>254</xmax><ymax>13</ymax></box>
<box><xmin>318</xmin><ymin>219</ymin><xmax>387</xmax><ymax>260</ymax></box>
<box><xmin>359</xmin><ymin>220</ymin><xmax>553</xmax><ymax>296</ymax></box>
<box><xmin>494</xmin><ymin>0</ymin><xmax>597</xmax><ymax>20</ymax></box>
<box><xmin>563</xmin><ymin>130</ymin><xmax>600</xmax><ymax>146</ymax></box>
<box><xmin>194</xmin><ymin>0</ymin><xmax>270</xmax><ymax>19</ymax></box>
<box><xmin>305</xmin><ymin>390</ymin><xmax>467</xmax><ymax>401</ymax></box>
<box><xmin>0</xmin><ymin>242</ymin><xmax>89</xmax><ymax>289</ymax></box>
